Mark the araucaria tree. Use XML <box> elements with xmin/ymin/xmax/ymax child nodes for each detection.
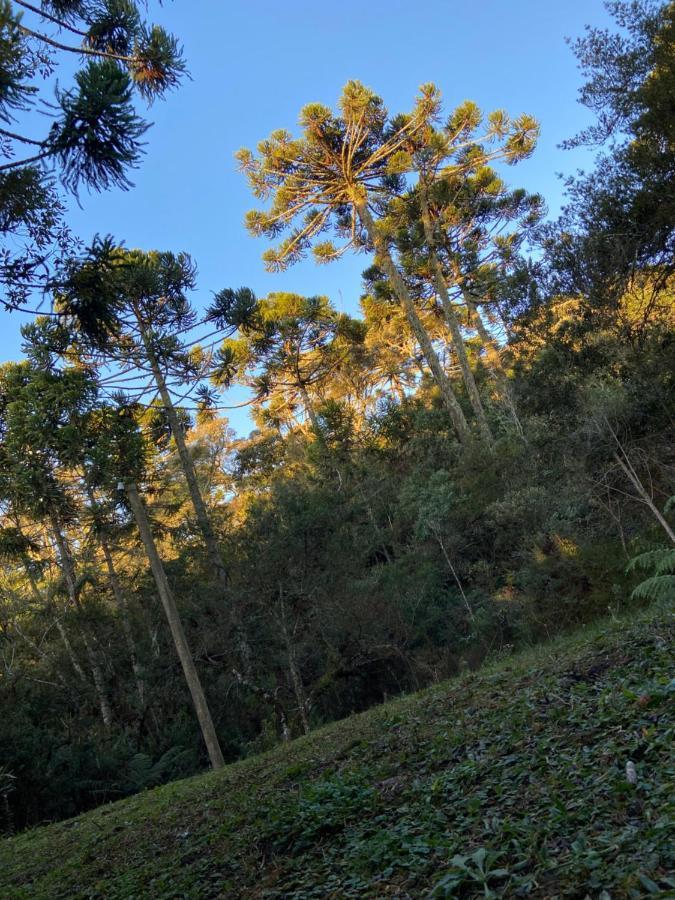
<box><xmin>82</xmin><ymin>401</ymin><xmax>226</xmax><ymax>770</ymax></box>
<box><xmin>54</xmin><ymin>244</ymin><xmax>250</xmax><ymax>669</ymax></box>
<box><xmin>238</xmin><ymin>81</ymin><xmax>537</xmax><ymax>444</ymax></box>
<box><xmin>0</xmin><ymin>0</ymin><xmax>184</xmax><ymax>315</ymax></box>
<box><xmin>209</xmin><ymin>289</ymin><xmax>364</xmax><ymax>438</ymax></box>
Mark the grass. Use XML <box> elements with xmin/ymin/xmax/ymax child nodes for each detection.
<box><xmin>1</xmin><ymin>605</ymin><xmax>673</xmax><ymax>898</ymax></box>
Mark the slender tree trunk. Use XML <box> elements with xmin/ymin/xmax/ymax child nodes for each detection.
<box><xmin>54</xmin><ymin>618</ymin><xmax>88</xmax><ymax>684</ymax></box>
<box><xmin>49</xmin><ymin>512</ymin><xmax>77</xmax><ymax>599</ymax></box>
<box><xmin>144</xmin><ymin>344</ymin><xmax>228</xmax><ymax>585</ymax></box>
<box><xmin>598</xmin><ymin>416</ymin><xmax>675</xmax><ymax>545</ymax></box>
<box><xmin>418</xmin><ymin>184</ymin><xmax>493</xmax><ymax>445</ymax></box>
<box><xmin>278</xmin><ymin>589</ymin><xmax>310</xmax><ymax>735</ymax></box>
<box><xmin>49</xmin><ymin>512</ymin><xmax>113</xmax><ymax>726</ymax></box>
<box><xmin>232</xmin><ymin>668</ymin><xmax>291</xmax><ymax>742</ymax></box>
<box><xmin>289</xmin><ymin>656</ymin><xmax>310</xmax><ymax>736</ymax></box>
<box><xmin>125</xmin><ymin>481</ymin><xmax>225</xmax><ymax>769</ymax></box>
<box><xmin>360</xmin><ymin>489</ymin><xmax>392</xmax><ymax>564</ymax></box>
<box><xmin>21</xmin><ymin>552</ymin><xmax>43</xmax><ymax>606</ymax></box>
<box><xmin>79</xmin><ymin>633</ymin><xmax>112</xmax><ymax>724</ymax></box>
<box><xmin>16</xmin><ymin>551</ymin><xmax>69</xmax><ymax>686</ymax></box>
<box><xmin>297</xmin><ymin>381</ymin><xmax>322</xmax><ymax>436</ymax></box>
<box><xmin>465</xmin><ymin>294</ymin><xmax>524</xmax><ymax>437</ymax></box>
<box><xmin>433</xmin><ymin>528</ymin><xmax>475</xmax><ymax>623</ymax></box>
<box><xmin>100</xmin><ymin>535</ymin><xmax>146</xmax><ymax>705</ymax></box>
<box><xmin>611</xmin><ymin>449</ymin><xmax>675</xmax><ymax>544</ymax></box>
<box><xmin>355</xmin><ymin>201</ymin><xmax>471</xmax><ymax>444</ymax></box>
<box><xmin>84</xmin><ymin>483</ymin><xmax>147</xmax><ymax>705</ymax></box>
<box><xmin>139</xmin><ymin>327</ymin><xmax>252</xmax><ymax>673</ymax></box>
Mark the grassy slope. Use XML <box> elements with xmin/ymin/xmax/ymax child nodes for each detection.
<box><xmin>1</xmin><ymin>608</ymin><xmax>673</xmax><ymax>899</ymax></box>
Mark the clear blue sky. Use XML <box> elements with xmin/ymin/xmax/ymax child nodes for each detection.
<box><xmin>2</xmin><ymin>0</ymin><xmax>613</xmax><ymax>434</ymax></box>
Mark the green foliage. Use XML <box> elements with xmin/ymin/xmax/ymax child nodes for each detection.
<box><xmin>628</xmin><ymin>545</ymin><xmax>675</xmax><ymax>601</ymax></box>
<box><xmin>117</xmin><ymin>747</ymin><xmax>194</xmax><ymax>794</ymax></box>
<box><xmin>0</xmin><ymin>0</ymin><xmax>185</xmax><ymax>315</ymax></box>
<box><xmin>268</xmin><ymin>774</ymin><xmax>377</xmax><ymax>853</ymax></box>
<box><xmin>545</xmin><ymin>1</ymin><xmax>675</xmax><ymax>304</ymax></box>
<box><xmin>239</xmin><ymin>80</ymin><xmax>538</xmax><ymax>272</ymax></box>
<box><xmin>49</xmin><ymin>61</ymin><xmax>149</xmax><ymax>193</ymax></box>
<box><xmin>210</xmin><ymin>290</ymin><xmax>364</xmax><ymax>435</ymax></box>
<box><xmin>431</xmin><ymin>847</ymin><xmax>512</xmax><ymax>898</ymax></box>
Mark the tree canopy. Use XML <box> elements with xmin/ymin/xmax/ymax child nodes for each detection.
<box><xmin>0</xmin><ymin>0</ymin><xmax>184</xmax><ymax>317</ymax></box>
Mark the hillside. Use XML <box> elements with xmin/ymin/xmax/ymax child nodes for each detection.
<box><xmin>1</xmin><ymin>607</ymin><xmax>672</xmax><ymax>899</ymax></box>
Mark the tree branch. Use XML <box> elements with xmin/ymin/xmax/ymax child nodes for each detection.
<box><xmin>18</xmin><ymin>23</ymin><xmax>136</xmax><ymax>64</ymax></box>
<box><xmin>0</xmin><ymin>150</ymin><xmax>50</xmax><ymax>171</ymax></box>
<box><xmin>0</xmin><ymin>127</ymin><xmax>44</xmax><ymax>146</ymax></box>
<box><xmin>12</xmin><ymin>0</ymin><xmax>88</xmax><ymax>37</ymax></box>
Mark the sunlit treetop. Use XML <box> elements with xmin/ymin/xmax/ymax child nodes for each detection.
<box><xmin>238</xmin><ymin>80</ymin><xmax>538</xmax><ymax>272</ymax></box>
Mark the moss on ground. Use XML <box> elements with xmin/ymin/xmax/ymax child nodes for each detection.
<box><xmin>1</xmin><ymin>606</ymin><xmax>673</xmax><ymax>898</ymax></box>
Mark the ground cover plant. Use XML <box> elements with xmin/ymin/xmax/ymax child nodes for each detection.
<box><xmin>0</xmin><ymin>604</ymin><xmax>672</xmax><ymax>898</ymax></box>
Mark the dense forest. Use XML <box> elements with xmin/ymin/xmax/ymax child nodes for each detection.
<box><xmin>0</xmin><ymin>0</ymin><xmax>673</xmax><ymax>835</ymax></box>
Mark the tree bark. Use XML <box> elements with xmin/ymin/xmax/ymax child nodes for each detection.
<box><xmin>125</xmin><ymin>481</ymin><xmax>225</xmax><ymax>769</ymax></box>
<box><xmin>465</xmin><ymin>294</ymin><xmax>524</xmax><ymax>437</ymax></box>
<box><xmin>84</xmin><ymin>484</ymin><xmax>147</xmax><ymax>705</ymax></box>
<box><xmin>139</xmin><ymin>327</ymin><xmax>252</xmax><ymax>673</ymax></box>
<box><xmin>433</xmin><ymin>527</ymin><xmax>475</xmax><ymax>623</ymax></box>
<box><xmin>418</xmin><ymin>184</ymin><xmax>493</xmax><ymax>445</ymax></box>
<box><xmin>297</xmin><ymin>381</ymin><xmax>322</xmax><ymax>437</ymax></box>
<box><xmin>14</xmin><ymin>515</ymin><xmax>87</xmax><ymax>684</ymax></box>
<box><xmin>278</xmin><ymin>589</ymin><xmax>310</xmax><ymax>735</ymax></box>
<box><xmin>53</xmin><ymin>616</ymin><xmax>88</xmax><ymax>683</ymax></box>
<box><xmin>232</xmin><ymin>668</ymin><xmax>292</xmax><ymax>742</ymax></box>
<box><xmin>611</xmin><ymin>450</ymin><xmax>675</xmax><ymax>544</ymax></box>
<box><xmin>355</xmin><ymin>201</ymin><xmax>471</xmax><ymax>444</ymax></box>
<box><xmin>100</xmin><ymin>534</ymin><xmax>146</xmax><ymax>705</ymax></box>
<box><xmin>144</xmin><ymin>342</ymin><xmax>228</xmax><ymax>585</ymax></box>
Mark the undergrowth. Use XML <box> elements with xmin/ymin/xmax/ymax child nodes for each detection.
<box><xmin>0</xmin><ymin>604</ymin><xmax>672</xmax><ymax>899</ymax></box>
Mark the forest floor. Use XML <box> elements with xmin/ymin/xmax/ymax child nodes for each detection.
<box><xmin>1</xmin><ymin>603</ymin><xmax>672</xmax><ymax>899</ymax></box>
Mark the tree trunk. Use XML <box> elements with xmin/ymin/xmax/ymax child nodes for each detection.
<box><xmin>139</xmin><ymin>328</ymin><xmax>252</xmax><ymax>673</ymax></box>
<box><xmin>80</xmin><ymin>633</ymin><xmax>112</xmax><ymax>725</ymax></box>
<box><xmin>144</xmin><ymin>344</ymin><xmax>228</xmax><ymax>585</ymax></box>
<box><xmin>418</xmin><ymin>184</ymin><xmax>493</xmax><ymax>445</ymax></box>
<box><xmin>84</xmin><ymin>483</ymin><xmax>147</xmax><ymax>706</ymax></box>
<box><xmin>465</xmin><ymin>294</ymin><xmax>524</xmax><ymax>437</ymax></box>
<box><xmin>278</xmin><ymin>589</ymin><xmax>310</xmax><ymax>735</ymax></box>
<box><xmin>49</xmin><ymin>511</ymin><xmax>113</xmax><ymax>726</ymax></box>
<box><xmin>16</xmin><ymin>550</ymin><xmax>69</xmax><ymax>687</ymax></box>
<box><xmin>232</xmin><ymin>668</ymin><xmax>292</xmax><ymax>742</ymax></box>
<box><xmin>297</xmin><ymin>381</ymin><xmax>322</xmax><ymax>437</ymax></box>
<box><xmin>611</xmin><ymin>449</ymin><xmax>675</xmax><ymax>544</ymax></box>
<box><xmin>54</xmin><ymin>619</ymin><xmax>88</xmax><ymax>683</ymax></box>
<box><xmin>433</xmin><ymin>527</ymin><xmax>475</xmax><ymax>623</ymax></box>
<box><xmin>355</xmin><ymin>201</ymin><xmax>471</xmax><ymax>444</ymax></box>
<box><xmin>126</xmin><ymin>480</ymin><xmax>225</xmax><ymax>769</ymax></box>
<box><xmin>100</xmin><ymin>534</ymin><xmax>146</xmax><ymax>705</ymax></box>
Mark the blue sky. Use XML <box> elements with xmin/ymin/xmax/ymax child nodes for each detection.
<box><xmin>2</xmin><ymin>0</ymin><xmax>613</xmax><ymax>433</ymax></box>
